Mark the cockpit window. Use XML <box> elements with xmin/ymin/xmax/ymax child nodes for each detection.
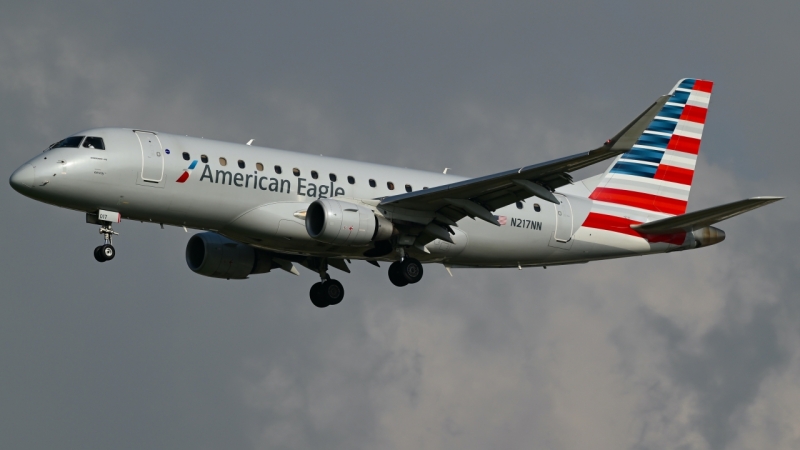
<box><xmin>82</xmin><ymin>137</ymin><xmax>105</xmax><ymax>149</ymax></box>
<box><xmin>49</xmin><ymin>136</ymin><xmax>85</xmax><ymax>149</ymax></box>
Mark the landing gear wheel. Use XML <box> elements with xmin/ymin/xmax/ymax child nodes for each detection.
<box><xmin>400</xmin><ymin>258</ymin><xmax>423</xmax><ymax>284</ymax></box>
<box><xmin>93</xmin><ymin>246</ymin><xmax>105</xmax><ymax>263</ymax></box>
<box><xmin>310</xmin><ymin>282</ymin><xmax>328</xmax><ymax>308</ymax></box>
<box><xmin>100</xmin><ymin>244</ymin><xmax>115</xmax><ymax>261</ymax></box>
<box><xmin>95</xmin><ymin>222</ymin><xmax>119</xmax><ymax>262</ymax></box>
<box><xmin>322</xmin><ymin>279</ymin><xmax>344</xmax><ymax>305</ymax></box>
<box><xmin>388</xmin><ymin>262</ymin><xmax>409</xmax><ymax>287</ymax></box>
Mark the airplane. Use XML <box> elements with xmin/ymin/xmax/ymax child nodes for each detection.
<box><xmin>9</xmin><ymin>78</ymin><xmax>783</xmax><ymax>308</ymax></box>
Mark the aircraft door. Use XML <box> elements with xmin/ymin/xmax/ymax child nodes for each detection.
<box><xmin>136</xmin><ymin>131</ymin><xmax>164</xmax><ymax>183</ymax></box>
<box><xmin>548</xmin><ymin>193</ymin><xmax>574</xmax><ymax>249</ymax></box>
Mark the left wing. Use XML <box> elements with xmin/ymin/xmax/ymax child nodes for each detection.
<box><xmin>378</xmin><ymin>91</ymin><xmax>671</xmax><ymax>232</ymax></box>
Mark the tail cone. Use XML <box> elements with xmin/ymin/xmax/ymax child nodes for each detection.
<box><xmin>693</xmin><ymin>226</ymin><xmax>725</xmax><ymax>248</ymax></box>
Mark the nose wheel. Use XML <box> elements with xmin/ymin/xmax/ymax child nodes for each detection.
<box><xmin>94</xmin><ymin>244</ymin><xmax>115</xmax><ymax>262</ymax></box>
<box><xmin>389</xmin><ymin>257</ymin><xmax>423</xmax><ymax>286</ymax></box>
<box><xmin>94</xmin><ymin>223</ymin><xmax>118</xmax><ymax>263</ymax></box>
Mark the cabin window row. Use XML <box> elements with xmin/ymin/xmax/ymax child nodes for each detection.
<box><xmin>182</xmin><ymin>152</ymin><xmax>424</xmax><ymax>192</ymax></box>
<box><xmin>515</xmin><ymin>200</ymin><xmax>542</xmax><ymax>212</ymax></box>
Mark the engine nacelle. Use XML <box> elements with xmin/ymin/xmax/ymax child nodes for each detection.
<box><xmin>185</xmin><ymin>232</ymin><xmax>272</xmax><ymax>280</ymax></box>
<box><xmin>305</xmin><ymin>198</ymin><xmax>394</xmax><ymax>246</ymax></box>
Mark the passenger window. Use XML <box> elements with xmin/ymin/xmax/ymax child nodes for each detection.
<box><xmin>329</xmin><ymin>173</ymin><xmax>337</xmax><ymax>182</ymax></box>
<box><xmin>83</xmin><ymin>137</ymin><xmax>105</xmax><ymax>149</ymax></box>
<box><xmin>274</xmin><ymin>165</ymin><xmax>282</xmax><ymax>174</ymax></box>
<box><xmin>219</xmin><ymin>157</ymin><xmax>227</xmax><ymax>166</ymax></box>
<box><xmin>50</xmin><ymin>136</ymin><xmax>84</xmax><ymax>149</ymax></box>
<box><xmin>405</xmin><ymin>184</ymin><xmax>412</xmax><ymax>192</ymax></box>
<box><xmin>201</xmin><ymin>154</ymin><xmax>208</xmax><ymax>163</ymax></box>
<box><xmin>533</xmin><ymin>203</ymin><xmax>541</xmax><ymax>212</ymax></box>
<box><xmin>387</xmin><ymin>182</ymin><xmax>395</xmax><ymax>190</ymax></box>
<box><xmin>348</xmin><ymin>176</ymin><xmax>355</xmax><ymax>184</ymax></box>
<box><xmin>182</xmin><ymin>152</ymin><xmax>190</xmax><ymax>161</ymax></box>
<box><xmin>369</xmin><ymin>179</ymin><xmax>376</xmax><ymax>187</ymax></box>
<box><xmin>516</xmin><ymin>201</ymin><xmax>523</xmax><ymax>209</ymax></box>
<box><xmin>311</xmin><ymin>170</ymin><xmax>319</xmax><ymax>179</ymax></box>
<box><xmin>293</xmin><ymin>168</ymin><xmax>300</xmax><ymax>176</ymax></box>
<box><xmin>238</xmin><ymin>160</ymin><xmax>245</xmax><ymax>169</ymax></box>
<box><xmin>256</xmin><ymin>163</ymin><xmax>264</xmax><ymax>171</ymax></box>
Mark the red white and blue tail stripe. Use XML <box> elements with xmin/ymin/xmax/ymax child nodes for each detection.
<box><xmin>582</xmin><ymin>78</ymin><xmax>713</xmax><ymax>239</ymax></box>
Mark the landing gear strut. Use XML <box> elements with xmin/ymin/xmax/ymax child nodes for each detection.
<box><xmin>389</xmin><ymin>257</ymin><xmax>423</xmax><ymax>286</ymax></box>
<box><xmin>94</xmin><ymin>223</ymin><xmax>118</xmax><ymax>263</ymax></box>
<box><xmin>309</xmin><ymin>259</ymin><xmax>345</xmax><ymax>308</ymax></box>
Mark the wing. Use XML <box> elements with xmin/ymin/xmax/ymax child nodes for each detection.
<box><xmin>378</xmin><ymin>92</ymin><xmax>672</xmax><ymax>231</ymax></box>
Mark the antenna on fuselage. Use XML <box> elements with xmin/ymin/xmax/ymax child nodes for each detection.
<box><xmin>246</xmin><ymin>139</ymin><xmax>254</xmax><ymax>145</ymax></box>
<box><xmin>443</xmin><ymin>168</ymin><xmax>450</xmax><ymax>174</ymax></box>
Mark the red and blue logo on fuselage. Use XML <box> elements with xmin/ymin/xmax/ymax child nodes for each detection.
<box><xmin>176</xmin><ymin>160</ymin><xmax>198</xmax><ymax>183</ymax></box>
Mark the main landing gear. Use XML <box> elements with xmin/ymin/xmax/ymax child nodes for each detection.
<box><xmin>93</xmin><ymin>223</ymin><xmax>118</xmax><ymax>263</ymax></box>
<box><xmin>308</xmin><ymin>259</ymin><xmax>345</xmax><ymax>308</ymax></box>
<box><xmin>306</xmin><ymin>255</ymin><xmax>424</xmax><ymax>308</ymax></box>
<box><xmin>309</xmin><ymin>278</ymin><xmax>345</xmax><ymax>308</ymax></box>
<box><xmin>388</xmin><ymin>257</ymin><xmax>423</xmax><ymax>287</ymax></box>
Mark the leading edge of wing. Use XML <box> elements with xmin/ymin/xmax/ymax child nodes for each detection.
<box><xmin>378</xmin><ymin>148</ymin><xmax>620</xmax><ymax>208</ymax></box>
<box><xmin>378</xmin><ymin>94</ymin><xmax>670</xmax><ymax>210</ymax></box>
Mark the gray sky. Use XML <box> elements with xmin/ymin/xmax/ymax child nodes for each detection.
<box><xmin>2</xmin><ymin>2</ymin><xmax>799</xmax><ymax>449</ymax></box>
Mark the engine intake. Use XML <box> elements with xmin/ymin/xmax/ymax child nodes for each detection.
<box><xmin>306</xmin><ymin>198</ymin><xmax>394</xmax><ymax>246</ymax></box>
<box><xmin>185</xmin><ymin>232</ymin><xmax>273</xmax><ymax>279</ymax></box>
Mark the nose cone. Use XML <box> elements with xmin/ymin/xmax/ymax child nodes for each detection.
<box><xmin>9</xmin><ymin>164</ymin><xmax>34</xmax><ymax>193</ymax></box>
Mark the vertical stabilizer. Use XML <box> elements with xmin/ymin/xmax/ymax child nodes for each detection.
<box><xmin>582</xmin><ymin>79</ymin><xmax>713</xmax><ymax>236</ymax></box>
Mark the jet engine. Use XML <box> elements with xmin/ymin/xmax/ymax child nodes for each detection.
<box><xmin>185</xmin><ymin>232</ymin><xmax>273</xmax><ymax>279</ymax></box>
<box><xmin>305</xmin><ymin>198</ymin><xmax>394</xmax><ymax>246</ymax></box>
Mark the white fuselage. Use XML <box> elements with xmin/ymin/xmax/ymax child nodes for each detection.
<box><xmin>11</xmin><ymin>128</ymin><xmax>694</xmax><ymax>269</ymax></box>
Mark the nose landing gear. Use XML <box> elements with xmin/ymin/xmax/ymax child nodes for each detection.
<box><xmin>93</xmin><ymin>223</ymin><xmax>118</xmax><ymax>262</ymax></box>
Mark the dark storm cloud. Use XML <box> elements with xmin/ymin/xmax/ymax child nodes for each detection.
<box><xmin>2</xmin><ymin>2</ymin><xmax>799</xmax><ymax>449</ymax></box>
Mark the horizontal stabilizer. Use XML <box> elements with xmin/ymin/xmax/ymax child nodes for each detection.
<box><xmin>631</xmin><ymin>196</ymin><xmax>783</xmax><ymax>233</ymax></box>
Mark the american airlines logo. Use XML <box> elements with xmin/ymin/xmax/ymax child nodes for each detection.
<box><xmin>176</xmin><ymin>160</ymin><xmax>198</xmax><ymax>183</ymax></box>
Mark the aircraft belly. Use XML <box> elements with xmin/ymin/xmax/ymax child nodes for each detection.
<box><xmin>447</xmin><ymin>207</ymin><xmax>554</xmax><ymax>265</ymax></box>
<box><xmin>426</xmin><ymin>227</ymin><xmax>468</xmax><ymax>258</ymax></box>
<box><xmin>222</xmin><ymin>201</ymin><xmax>309</xmax><ymax>238</ymax></box>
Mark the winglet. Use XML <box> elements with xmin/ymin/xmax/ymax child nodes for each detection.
<box><xmin>603</xmin><ymin>94</ymin><xmax>672</xmax><ymax>153</ymax></box>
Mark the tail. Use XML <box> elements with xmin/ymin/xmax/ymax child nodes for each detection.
<box><xmin>587</xmin><ymin>78</ymin><xmax>713</xmax><ymax>223</ymax></box>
